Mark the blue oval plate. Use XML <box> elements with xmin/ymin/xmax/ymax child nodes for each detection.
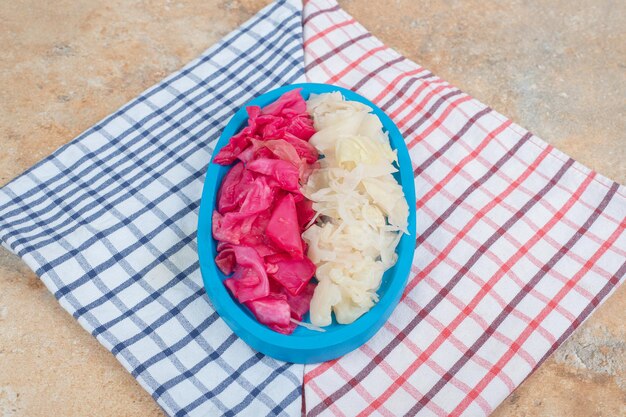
<box><xmin>197</xmin><ymin>83</ymin><xmax>416</xmax><ymax>364</ymax></box>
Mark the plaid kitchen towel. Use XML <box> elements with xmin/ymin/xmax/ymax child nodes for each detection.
<box><xmin>301</xmin><ymin>1</ymin><xmax>625</xmax><ymax>416</ymax></box>
<box><xmin>1</xmin><ymin>0</ymin><xmax>625</xmax><ymax>416</ymax></box>
<box><xmin>0</xmin><ymin>1</ymin><xmax>306</xmax><ymax>416</ymax></box>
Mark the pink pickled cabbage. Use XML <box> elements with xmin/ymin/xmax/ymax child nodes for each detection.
<box><xmin>222</xmin><ymin>246</ymin><xmax>269</xmax><ymax>303</ymax></box>
<box><xmin>217</xmin><ymin>162</ymin><xmax>245</xmax><ymax>213</ymax></box>
<box><xmin>247</xmin><ymin>159</ymin><xmax>300</xmax><ymax>193</ymax></box>
<box><xmin>255</xmin><ymin>139</ymin><xmax>301</xmax><ymax>166</ymax></box>
<box><xmin>266</xmin><ymin>194</ymin><xmax>304</xmax><ymax>259</ymax></box>
<box><xmin>245</xmin><ymin>293</ymin><xmax>296</xmax><ymax>335</ymax></box>
<box><xmin>295</xmin><ymin>199</ymin><xmax>316</xmax><ymax>229</ymax></box>
<box><xmin>224</xmin><ymin>266</ymin><xmax>267</xmax><ymax>303</ymax></box>
<box><xmin>261</xmin><ymin>89</ymin><xmax>306</xmax><ymax>116</ymax></box>
<box><xmin>238</xmin><ymin>176</ymin><xmax>275</xmax><ymax>215</ymax></box>
<box><xmin>285</xmin><ymin>282</ymin><xmax>316</xmax><ymax>321</ymax></box>
<box><xmin>212</xmin><ymin>89</ymin><xmax>319</xmax><ymax>334</ymax></box>
<box><xmin>270</xmin><ymin>257</ymin><xmax>316</xmax><ymax>296</ymax></box>
<box><xmin>215</xmin><ymin>245</ymin><xmax>235</xmax><ymax>275</ymax></box>
<box><xmin>211</xmin><ymin>211</ymin><xmax>256</xmax><ymax>245</ymax></box>
<box><xmin>213</xmin><ymin>106</ymin><xmax>262</xmax><ymax>165</ymax></box>
<box><xmin>281</xmin><ymin>133</ymin><xmax>319</xmax><ymax>163</ymax></box>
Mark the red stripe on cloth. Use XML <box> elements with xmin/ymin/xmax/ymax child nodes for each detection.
<box><xmin>417</xmin><ymin>160</ymin><xmax>592</xmax><ymax>318</ymax></box>
<box><xmin>449</xmin><ymin>194</ymin><xmax>624</xmax><ymax>416</ymax></box>
<box><xmin>414</xmin><ymin>147</ymin><xmax>610</xmax><ymax>324</ymax></box>
<box><xmin>432</xmin><ymin>117</ymin><xmax>626</xmax><ymax>263</ymax></box>
<box><xmin>372</xmin><ymin>68</ymin><xmax>430</xmax><ymax>104</ymax></box>
<box><xmin>411</xmin><ymin>102</ymin><xmax>488</xmax><ymax>171</ymax></box>
<box><xmin>379</xmin><ymin>73</ymin><xmax>444</xmax><ymax>111</ymax></box>
<box><xmin>406</xmin><ymin>124</ymin><xmax>533</xmax><ymax>301</ymax></box>
<box><xmin>405</xmin><ymin>93</ymin><xmax>472</xmax><ymax>145</ymax></box>
<box><xmin>359</xmin><ymin>149</ymin><xmax>573</xmax><ymax>416</ymax></box>
<box><xmin>327</xmin><ymin>360</ymin><xmax>399</xmax><ymax>417</ymax></box>
<box><xmin>415</xmin><ymin>119</ymin><xmax>512</xmax><ymax>209</ymax></box>
<box><xmin>398</xmin><ymin>140</ymin><xmax>563</xmax><ymax>361</ymax></box>
<box><xmin>304</xmin><ymin>357</ymin><xmax>338</xmax><ymax>384</ymax></box>
<box><xmin>415</xmin><ymin>132</ymin><xmax>532</xmax><ymax>244</ymax></box>
<box><xmin>406</xmin><ymin>151</ymin><xmax>568</xmax><ymax>300</ymax></box>
<box><xmin>533</xmin><ymin>260</ymin><xmax>626</xmax><ymax>368</ymax></box>
<box><xmin>305</xmin><ymin>33</ymin><xmax>373</xmax><ymax>72</ymax></box>
<box><xmin>307</xmin><ymin>139</ymin><xmax>557</xmax><ymax>416</ymax></box>
<box><xmin>350</xmin><ymin>56</ymin><xmax>407</xmax><ymax>91</ymax></box>
<box><xmin>452</xmin><ymin>105</ymin><xmax>626</xmax><ymax>232</ymax></box>
<box><xmin>302</xmin><ymin>5</ymin><xmax>625</xmax><ymax>416</ymax></box>
<box><xmin>306</xmin><ymin>17</ymin><xmax>456</xmax><ymax>129</ymax></box>
<box><xmin>304</xmin><ymin>18</ymin><xmax>356</xmax><ymax>47</ymax></box>
<box><xmin>419</xmin><ymin>254</ymin><xmax>549</xmax><ymax>369</ymax></box>
<box><xmin>328</xmin><ymin>62</ymin><xmax>461</xmax><ymax>157</ymax></box>
<box><xmin>377</xmin><ymin>320</ymin><xmax>495</xmax><ymax>415</ymax></box>
<box><xmin>306</xmin><ymin>379</ymin><xmax>347</xmax><ymax>417</ymax></box>
<box><xmin>391</xmin><ymin>83</ymin><xmax>453</xmax><ymax>124</ymax></box>
<box><xmin>418</xmin><ymin>202</ymin><xmax>579</xmax><ymax>338</ymax></box>
<box><xmin>326</xmin><ymin>45</ymin><xmax>388</xmax><ymax>84</ymax></box>
<box><xmin>307</xmin><ymin>21</ymin><xmax>451</xmax><ymax>121</ymax></box>
<box><xmin>392</xmin><ymin>294</ymin><xmax>501</xmax><ymax>415</ymax></box>
<box><xmin>409</xmin><ymin>179</ymin><xmax>617</xmax><ymax>416</ymax></box>
<box><xmin>360</xmin><ymin>344</ymin><xmax>450</xmax><ymax>416</ymax></box>
<box><xmin>446</xmin><ymin>128</ymin><xmax>625</xmax><ymax>263</ymax></box>
<box><xmin>415</xmin><ymin>128</ymin><xmax>611</xmax><ymax>306</ymax></box>
<box><xmin>305</xmin><ymin>19</ymin><xmax>393</xmax><ymax>87</ymax></box>
<box><xmin>404</xmin><ymin>270</ymin><xmax>526</xmax><ymax>380</ymax></box>
<box><xmin>303</xmin><ymin>4</ymin><xmax>340</xmax><ymax>25</ymax></box>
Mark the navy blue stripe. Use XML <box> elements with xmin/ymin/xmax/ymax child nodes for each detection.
<box><xmin>82</xmin><ymin>259</ymin><xmax>201</xmax><ymax>330</ymax></box>
<box><xmin>90</xmin><ymin>262</ymin><xmax>204</xmax><ymax>339</ymax></box>
<box><xmin>0</xmin><ymin>2</ymin><xmax>306</xmax><ymax>415</ymax></box>
<box><xmin>10</xmin><ymin>37</ymin><xmax>303</xmax><ymax>254</ymax></box>
<box><xmin>130</xmin><ymin>308</ymin><xmax>221</xmax><ymax>375</ymax></box>
<box><xmin>107</xmin><ymin>278</ymin><xmax>204</xmax><ymax>356</ymax></box>
<box><xmin>11</xmin><ymin>51</ymin><xmax>302</xmax><ymax>258</ymax></box>
<box><xmin>222</xmin><ymin>361</ymin><xmax>298</xmax><ymax>417</ymax></box>
<box><xmin>175</xmin><ymin>354</ymin><xmax>296</xmax><ymax>417</ymax></box>
<box><xmin>273</xmin><ymin>384</ymin><xmax>302</xmax><ymax>417</ymax></box>
<box><xmin>154</xmin><ymin>334</ymin><xmax>242</xmax><ymax>399</ymax></box>
<box><xmin>1</xmin><ymin>19</ymin><xmax>302</xmax><ymax>236</ymax></box>
<box><xmin>48</xmin><ymin>199</ymin><xmax>200</xmax><ymax>297</ymax></box>
<box><xmin>0</xmin><ymin>0</ymin><xmax>288</xmax><ymax>211</ymax></box>
<box><xmin>31</xmin><ymin>49</ymin><xmax>302</xmax><ymax>282</ymax></box>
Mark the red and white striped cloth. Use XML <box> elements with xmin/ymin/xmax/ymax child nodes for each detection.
<box><xmin>302</xmin><ymin>1</ymin><xmax>626</xmax><ymax>416</ymax></box>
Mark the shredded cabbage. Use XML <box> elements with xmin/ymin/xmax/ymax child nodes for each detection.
<box><xmin>290</xmin><ymin>318</ymin><xmax>326</xmax><ymax>332</ymax></box>
<box><xmin>304</xmin><ymin>92</ymin><xmax>409</xmax><ymax>326</ymax></box>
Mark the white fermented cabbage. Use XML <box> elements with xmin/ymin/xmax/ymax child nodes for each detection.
<box><xmin>304</xmin><ymin>92</ymin><xmax>409</xmax><ymax>326</ymax></box>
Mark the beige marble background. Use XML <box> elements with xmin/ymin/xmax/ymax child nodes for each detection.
<box><xmin>0</xmin><ymin>0</ymin><xmax>624</xmax><ymax>416</ymax></box>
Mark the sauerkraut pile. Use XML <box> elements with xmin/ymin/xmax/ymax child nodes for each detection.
<box><xmin>212</xmin><ymin>89</ymin><xmax>408</xmax><ymax>333</ymax></box>
<box><xmin>304</xmin><ymin>92</ymin><xmax>408</xmax><ymax>327</ymax></box>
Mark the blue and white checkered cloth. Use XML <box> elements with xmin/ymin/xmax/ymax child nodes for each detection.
<box><xmin>0</xmin><ymin>1</ymin><xmax>305</xmax><ymax>416</ymax></box>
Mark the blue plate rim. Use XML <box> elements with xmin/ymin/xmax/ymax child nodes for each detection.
<box><xmin>197</xmin><ymin>83</ymin><xmax>417</xmax><ymax>363</ymax></box>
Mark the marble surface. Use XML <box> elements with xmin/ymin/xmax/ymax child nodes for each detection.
<box><xmin>0</xmin><ymin>0</ymin><xmax>624</xmax><ymax>415</ymax></box>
